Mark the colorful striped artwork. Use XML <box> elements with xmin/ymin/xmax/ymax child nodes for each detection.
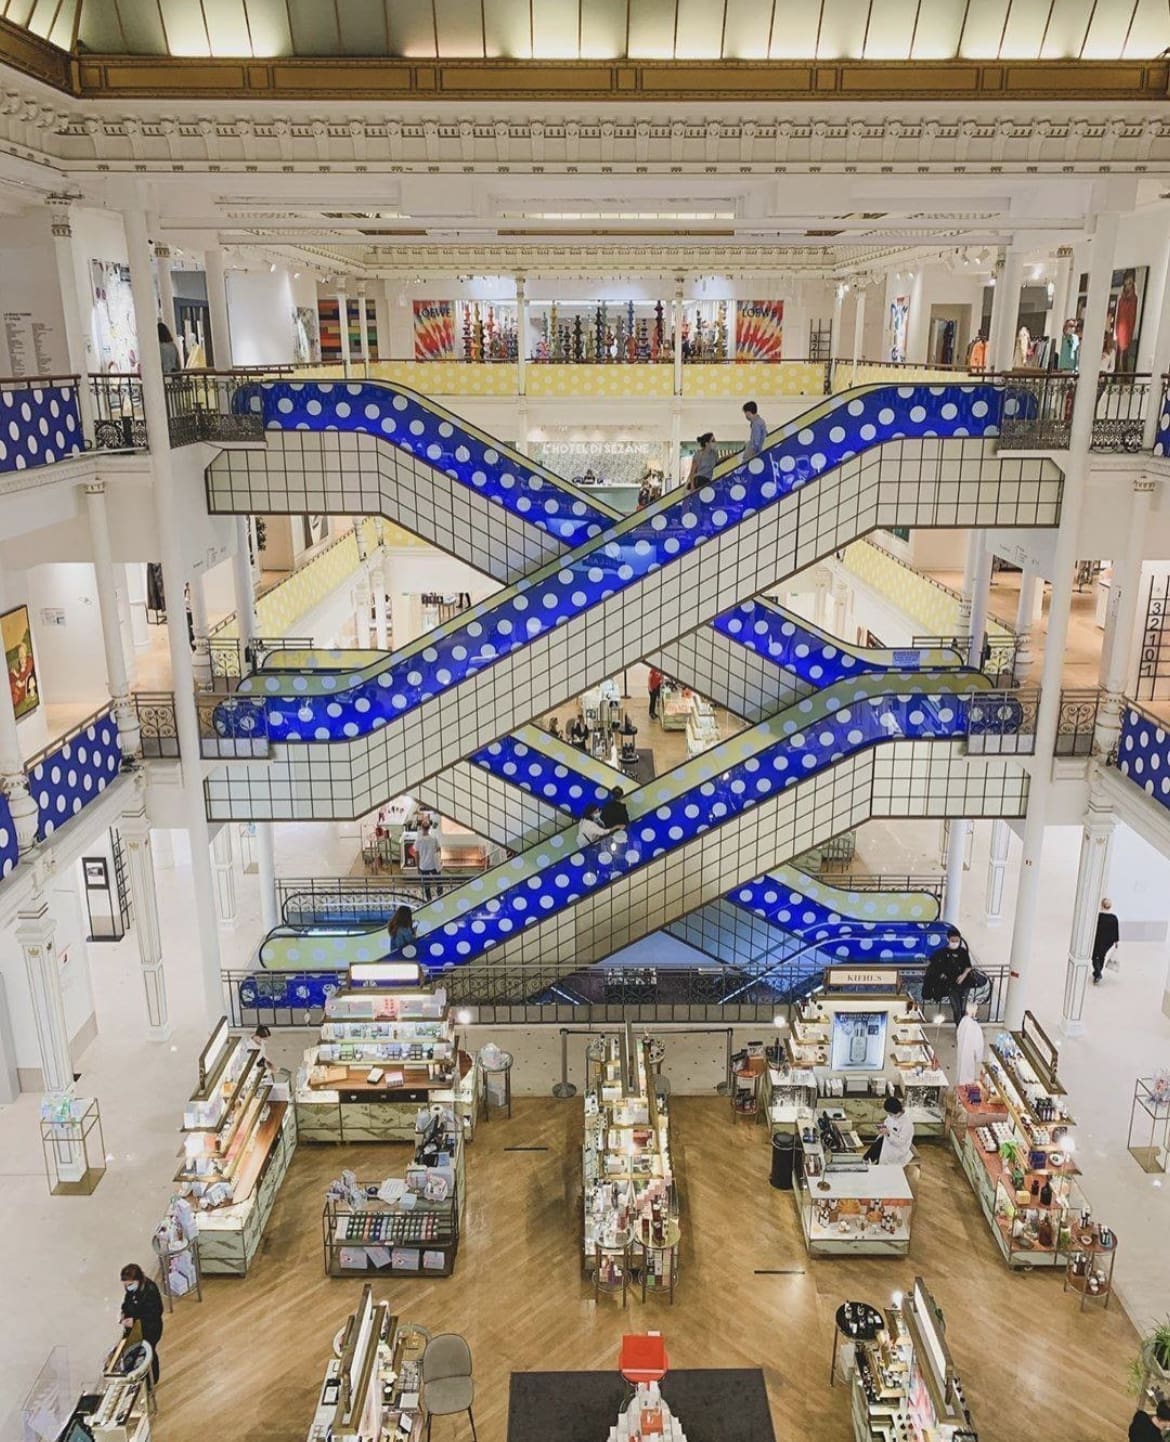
<box><xmin>413</xmin><ymin>299</ymin><xmax>456</xmax><ymax>360</ymax></box>
<box><xmin>317</xmin><ymin>298</ymin><xmax>379</xmax><ymax>363</ymax></box>
<box><xmin>735</xmin><ymin>299</ymin><xmax>784</xmax><ymax>361</ymax></box>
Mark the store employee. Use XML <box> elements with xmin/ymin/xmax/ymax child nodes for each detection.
<box><xmin>1131</xmin><ymin>1402</ymin><xmax>1170</xmax><ymax>1441</ymax></box>
<box><xmin>864</xmin><ymin>1096</ymin><xmax>914</xmax><ymax>1168</ymax></box>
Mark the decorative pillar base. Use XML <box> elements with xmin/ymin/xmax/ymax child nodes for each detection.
<box><xmin>112</xmin><ymin>694</ymin><xmax>142</xmax><ymax>762</ymax></box>
<box><xmin>1093</xmin><ymin>689</ymin><xmax>1125</xmax><ymax>761</ymax></box>
<box><xmin>4</xmin><ymin>776</ymin><xmax>39</xmax><ymax>853</ymax></box>
<box><xmin>1062</xmin><ymin>955</ymin><xmax>1093</xmax><ymax>1035</ymax></box>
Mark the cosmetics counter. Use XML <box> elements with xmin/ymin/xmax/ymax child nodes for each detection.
<box><xmin>845</xmin><ymin>1279</ymin><xmax>978</xmax><ymax>1442</ymax></box>
<box><xmin>295</xmin><ymin>981</ymin><xmax>479</xmax><ymax>1144</ymax></box>
<box><xmin>794</xmin><ymin>1114</ymin><xmax>915</xmax><ymax>1257</ymax></box>
<box><xmin>321</xmin><ymin>1111</ymin><xmax>466</xmax><ymax>1279</ymax></box>
<box><xmin>56</xmin><ymin>1336</ymin><xmax>157</xmax><ymax>1442</ymax></box>
<box><xmin>582</xmin><ymin>1027</ymin><xmax>680</xmax><ymax>1297</ymax></box>
<box><xmin>174</xmin><ymin>1018</ymin><xmax>297</xmax><ymax>1276</ymax></box>
<box><xmin>948</xmin><ymin>1011</ymin><xmax>1088</xmax><ymax>1270</ymax></box>
<box><xmin>785</xmin><ymin>982</ymin><xmax>949</xmax><ymax>1138</ymax></box>
<box><xmin>305</xmin><ymin>1286</ymin><xmax>429</xmax><ymax>1442</ymax></box>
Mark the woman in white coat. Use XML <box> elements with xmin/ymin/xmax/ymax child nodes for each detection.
<box><xmin>865</xmin><ymin>1095</ymin><xmax>914</xmax><ymax>1167</ymax></box>
<box><xmin>956</xmin><ymin>998</ymin><xmax>985</xmax><ymax>1086</ymax></box>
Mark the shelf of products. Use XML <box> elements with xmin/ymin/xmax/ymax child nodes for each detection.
<box><xmin>948</xmin><ymin>1010</ymin><xmax>1085</xmax><ymax>1269</ymax></box>
<box><xmin>847</xmin><ymin>1279</ymin><xmax>978</xmax><ymax>1442</ymax></box>
<box><xmin>583</xmin><ymin>1025</ymin><xmax>680</xmax><ymax>1289</ymax></box>
<box><xmin>657</xmin><ymin>683</ymin><xmax>693</xmax><ymax>731</ymax></box>
<box><xmin>296</xmin><ymin>983</ymin><xmax>479</xmax><ymax>1144</ymax></box>
<box><xmin>786</xmin><ymin>985</ymin><xmax>949</xmax><ymax>1137</ymax></box>
<box><xmin>175</xmin><ymin>1018</ymin><xmax>297</xmax><ymax>1276</ymax></box>
<box><xmin>794</xmin><ymin>1114</ymin><xmax>915</xmax><ymax>1257</ymax></box>
<box><xmin>760</xmin><ymin>1052</ymin><xmax>818</xmax><ymax>1133</ymax></box>
<box><xmin>321</xmin><ymin>1107</ymin><xmax>465</xmax><ymax>1278</ymax></box>
<box><xmin>685</xmin><ymin>694</ymin><xmax>721</xmax><ymax>756</ymax></box>
<box><xmin>305</xmin><ymin>1287</ymin><xmax>429</xmax><ymax>1442</ymax></box>
<box><xmin>1064</xmin><ymin>1221</ymin><xmax>1118</xmax><ymax>1310</ymax></box>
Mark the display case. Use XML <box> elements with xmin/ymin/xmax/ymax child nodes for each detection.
<box><xmin>321</xmin><ymin>1114</ymin><xmax>465</xmax><ymax>1279</ymax></box>
<box><xmin>761</xmin><ymin>1061</ymin><xmax>818</xmax><ymax>1133</ymax></box>
<box><xmin>787</xmin><ymin>982</ymin><xmax>949</xmax><ymax>1138</ymax></box>
<box><xmin>1064</xmin><ymin>1222</ymin><xmax>1118</xmax><ymax>1310</ymax></box>
<box><xmin>1127</xmin><ymin>1075</ymin><xmax>1170</xmax><ymax>1173</ymax></box>
<box><xmin>849</xmin><ymin>1279</ymin><xmax>978</xmax><ymax>1442</ymax></box>
<box><xmin>176</xmin><ymin>1019</ymin><xmax>298</xmax><ymax>1276</ymax></box>
<box><xmin>685</xmin><ymin>695</ymin><xmax>720</xmax><ymax>756</ymax></box>
<box><xmin>582</xmin><ymin>1025</ymin><xmax>680</xmax><ymax>1278</ymax></box>
<box><xmin>304</xmin><ymin>1287</ymin><xmax>428</xmax><ymax>1442</ymax></box>
<box><xmin>794</xmin><ymin>1119</ymin><xmax>914</xmax><ymax>1256</ymax></box>
<box><xmin>657</xmin><ymin>683</ymin><xmax>692</xmax><ymax>731</ymax></box>
<box><xmin>295</xmin><ymin>983</ymin><xmax>479</xmax><ymax>1144</ymax></box>
<box><xmin>949</xmin><ymin>1010</ymin><xmax>1085</xmax><ymax>1270</ymax></box>
<box><xmin>40</xmin><ymin>1094</ymin><xmax>106</xmax><ymax>1196</ymax></box>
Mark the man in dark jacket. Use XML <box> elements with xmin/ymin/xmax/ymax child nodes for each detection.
<box><xmin>924</xmin><ymin>928</ymin><xmax>976</xmax><ymax>1024</ymax></box>
<box><xmin>1092</xmin><ymin>897</ymin><xmax>1120</xmax><ymax>984</ymax></box>
<box><xmin>1129</xmin><ymin>1399</ymin><xmax>1170</xmax><ymax>1441</ymax></box>
<box><xmin>599</xmin><ymin>785</ymin><xmax>630</xmax><ymax>830</ymax></box>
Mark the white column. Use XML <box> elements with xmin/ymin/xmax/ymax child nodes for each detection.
<box><xmin>188</xmin><ymin>571</ymin><xmax>212</xmax><ymax>689</ymax></box>
<box><xmin>850</xmin><ymin>286</ymin><xmax>867</xmax><ymax>385</ymax></box>
<box><xmin>47</xmin><ymin>198</ymin><xmax>95</xmax><ymax>441</ymax></box>
<box><xmin>204</xmin><ymin>246</ymin><xmax>233</xmax><ymax>370</ymax></box>
<box><xmin>0</xmin><ymin>552</ymin><xmax>39</xmax><ymax>853</ymax></box>
<box><xmin>126</xmin><ymin>564</ymin><xmax>151</xmax><ymax>651</ymax></box>
<box><xmin>515</xmin><ymin>274</ymin><xmax>528</xmax><ymax>396</ymax></box>
<box><xmin>353</xmin><ymin>572</ymin><xmax>372</xmax><ymax>648</ymax></box>
<box><xmin>944</xmin><ymin>530</ymin><xmax>987</xmax><ymax>917</ymax></box>
<box><xmin>84</xmin><ymin>482</ymin><xmax>142</xmax><ymax>760</ymax></box>
<box><xmin>984</xmin><ymin>819</ymin><xmax>1012</xmax><ymax>927</ymax></box>
<box><xmin>812</xmin><ymin>571</ymin><xmax>830</xmax><ymax>628</ymax></box>
<box><xmin>255</xmin><ymin>821</ymin><xmax>278</xmax><ymax>933</ymax></box>
<box><xmin>121</xmin><ymin>785</ymin><xmax>172</xmax><ymax>1040</ymax></box>
<box><xmin>233</xmin><ymin>516</ymin><xmax>257</xmax><ymax>655</ymax></box>
<box><xmin>830</xmin><ymin>284</ymin><xmax>846</xmax><ymax>364</ymax></box>
<box><xmin>211</xmin><ymin>823</ymin><xmax>238</xmax><ymax>930</ymax></box>
<box><xmin>905</xmin><ymin>268</ymin><xmax>928</xmax><ymax>364</ymax></box>
<box><xmin>1143</xmin><ymin>237</ymin><xmax>1170</xmax><ymax>450</ymax></box>
<box><xmin>356</xmin><ymin>283</ymin><xmax>370</xmax><ymax>376</ymax></box>
<box><xmin>336</xmin><ymin>283</ymin><xmax>351</xmax><ymax>378</ymax></box>
<box><xmin>831</xmin><ymin>577</ymin><xmax>852</xmax><ymax>640</ymax></box>
<box><xmin>943</xmin><ymin>820</ymin><xmax>967</xmax><ymax>925</ymax></box>
<box><xmin>371</xmin><ymin>562</ymin><xmax>389</xmax><ymax>649</ymax></box>
<box><xmin>154</xmin><ymin>238</ymin><xmax>176</xmax><ymax>344</ymax></box>
<box><xmin>991</xmin><ymin>247</ymin><xmax>1026</xmax><ymax>372</ymax></box>
<box><xmin>17</xmin><ymin>890</ymin><xmax>72</xmax><ymax>1092</ymax></box>
<box><xmin>1047</xmin><ymin>246</ymin><xmax>1073</xmax><ymax>345</ymax></box>
<box><xmin>1006</xmin><ymin>209</ymin><xmax>1122</xmax><ymax>1028</ymax></box>
<box><xmin>670</xmin><ymin>402</ymin><xmax>682</xmax><ymax>490</ymax></box>
<box><xmin>1012</xmin><ymin>566</ymin><xmax>1039</xmax><ymax>681</ymax></box>
<box><xmin>672</xmin><ymin>276</ymin><xmax>684</xmax><ymax>397</ymax></box>
<box><xmin>1095</xmin><ymin>478</ymin><xmax>1156</xmax><ymax>757</ymax></box>
<box><xmin>124</xmin><ymin>203</ymin><xmax>223</xmax><ymax>1023</ymax></box>
<box><xmin>1062</xmin><ymin>782</ymin><xmax>1115</xmax><ymax>1035</ymax></box>
<box><xmin>967</xmin><ymin>539</ymin><xmax>993</xmax><ymax>670</ymax></box>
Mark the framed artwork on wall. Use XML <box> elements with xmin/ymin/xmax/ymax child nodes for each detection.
<box><xmin>734</xmin><ymin>300</ymin><xmax>784</xmax><ymax>360</ymax></box>
<box><xmin>2</xmin><ymin>604</ymin><xmax>39</xmax><ymax>718</ymax></box>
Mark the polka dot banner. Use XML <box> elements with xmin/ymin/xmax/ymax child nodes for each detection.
<box><xmin>0</xmin><ymin>793</ymin><xmax>16</xmax><ymax>880</ymax></box>
<box><xmin>237</xmin><ymin>379</ymin><xmax>616</xmax><ymax>545</ymax></box>
<box><xmin>222</xmin><ymin>381</ymin><xmax>1013</xmax><ymax>741</ymax></box>
<box><xmin>239</xmin><ymin>970</ymin><xmax>343</xmax><ymax>1010</ymax></box>
<box><xmin>29</xmin><ymin>709</ymin><xmax>121</xmax><ymax>840</ymax></box>
<box><xmin>1118</xmin><ymin>705</ymin><xmax>1170</xmax><ymax>809</ymax></box>
<box><xmin>0</xmin><ymin>383</ymin><xmax>82</xmax><ymax>475</ymax></box>
<box><xmin>1156</xmin><ymin>393</ymin><xmax>1170</xmax><ymax>458</ymax></box>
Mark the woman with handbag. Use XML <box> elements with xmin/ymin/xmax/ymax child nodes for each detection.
<box><xmin>119</xmin><ymin>1263</ymin><xmax>164</xmax><ymax>1383</ymax></box>
<box><xmin>1092</xmin><ymin>897</ymin><xmax>1120</xmax><ymax>984</ymax></box>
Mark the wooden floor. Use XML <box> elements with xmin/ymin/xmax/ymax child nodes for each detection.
<box><xmin>154</xmin><ymin>1098</ymin><xmax>1138</xmax><ymax>1442</ymax></box>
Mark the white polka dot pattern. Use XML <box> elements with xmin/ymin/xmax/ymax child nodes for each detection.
<box><xmin>1118</xmin><ymin>706</ymin><xmax>1170</xmax><ymax>806</ymax></box>
<box><xmin>1156</xmin><ymin>396</ymin><xmax>1170</xmax><ymax>458</ymax></box>
<box><xmin>29</xmin><ymin>711</ymin><xmax>121</xmax><ymax>839</ymax></box>
<box><xmin>0</xmin><ymin>795</ymin><xmax>15</xmax><ymax>878</ymax></box>
<box><xmin>0</xmin><ymin>383</ymin><xmax>82</xmax><ymax>473</ymax></box>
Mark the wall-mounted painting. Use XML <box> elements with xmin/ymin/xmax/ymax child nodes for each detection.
<box><xmin>734</xmin><ymin>300</ymin><xmax>784</xmax><ymax>361</ymax></box>
<box><xmin>2</xmin><ymin>604</ymin><xmax>39</xmax><ymax>718</ymax></box>
<box><xmin>413</xmin><ymin>300</ymin><xmax>456</xmax><ymax>360</ymax></box>
<box><xmin>889</xmin><ymin>295</ymin><xmax>909</xmax><ymax>363</ymax></box>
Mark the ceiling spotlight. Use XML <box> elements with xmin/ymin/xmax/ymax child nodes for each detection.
<box><xmin>269</xmin><ymin>261</ymin><xmax>276</xmax><ymax>272</ymax></box>
<box><xmin>293</xmin><ymin>271</ymin><xmax>301</xmax><ymax>279</ymax></box>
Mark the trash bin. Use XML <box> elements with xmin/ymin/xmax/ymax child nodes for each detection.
<box><xmin>770</xmin><ymin>1131</ymin><xmax>796</xmax><ymax>1190</ymax></box>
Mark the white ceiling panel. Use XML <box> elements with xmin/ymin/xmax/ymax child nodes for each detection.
<box><xmin>722</xmin><ymin>0</ymin><xmax>774</xmax><ymax>58</ymax></box>
<box><xmin>337</xmin><ymin>0</ymin><xmax>391</xmax><ymax>54</ymax></box>
<box><xmin>483</xmin><ymin>0</ymin><xmax>530</xmax><ymax>57</ymax></box>
<box><xmin>1082</xmin><ymin>0</ymin><xmax>1139</xmax><ymax>59</ymax></box>
<box><xmin>1039</xmin><ymin>0</ymin><xmax>1094</xmax><ymax>58</ymax></box>
<box><xmin>999</xmin><ymin>0</ymin><xmax>1054</xmax><ymax>59</ymax></box>
<box><xmin>862</xmin><ymin>0</ymin><xmax>915</xmax><ymax>60</ymax></box>
<box><xmin>911</xmin><ymin>0</ymin><xmax>967</xmax><ymax>58</ymax></box>
<box><xmin>958</xmin><ymin>0</ymin><xmax>1010</xmax><ymax>56</ymax></box>
<box><xmin>111</xmin><ymin>0</ymin><xmax>168</xmax><ymax>54</ymax></box>
<box><xmin>47</xmin><ymin>0</ymin><xmax>80</xmax><ymax>48</ymax></box>
<box><xmin>434</xmin><ymin>0</ymin><xmax>484</xmax><ymax>57</ymax></box>
<box><xmin>287</xmin><ymin>0</ymin><xmax>341</xmax><ymax>55</ymax></box>
<box><xmin>159</xmin><ymin>0</ymin><xmax>209</xmax><ymax>57</ymax></box>
<box><xmin>244</xmin><ymin>0</ymin><xmax>293</xmax><ymax>58</ymax></box>
<box><xmin>3</xmin><ymin>0</ymin><xmax>37</xmax><ymax>27</ymax></box>
<box><xmin>1123</xmin><ymin>0</ymin><xmax>1168</xmax><ymax>58</ymax></box>
<box><xmin>628</xmin><ymin>0</ymin><xmax>678</xmax><ymax>59</ymax></box>
<box><xmin>769</xmin><ymin>0</ymin><xmax>823</xmax><ymax>59</ymax></box>
<box><xmin>78</xmin><ymin>0</ymin><xmax>123</xmax><ymax>50</ymax></box>
<box><xmin>818</xmin><ymin>0</ymin><xmax>866</xmax><ymax>57</ymax></box>
<box><xmin>531</xmin><ymin>0</ymin><xmax>581</xmax><ymax>59</ymax></box>
<box><xmin>578</xmin><ymin>0</ymin><xmax>628</xmax><ymax>57</ymax></box>
<box><xmin>676</xmin><ymin>0</ymin><xmax>726</xmax><ymax>59</ymax></box>
<box><xmin>202</xmin><ymin>0</ymin><xmax>251</xmax><ymax>57</ymax></box>
<box><xmin>386</xmin><ymin>0</ymin><xmax>437</xmax><ymax>57</ymax></box>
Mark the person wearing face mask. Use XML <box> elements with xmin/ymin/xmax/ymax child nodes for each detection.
<box><xmin>923</xmin><ymin>927</ymin><xmax>977</xmax><ymax>1025</ymax></box>
<box><xmin>119</xmin><ymin>1263</ymin><xmax>164</xmax><ymax>1382</ymax></box>
<box><xmin>1130</xmin><ymin>1399</ymin><xmax>1170</xmax><ymax>1441</ymax></box>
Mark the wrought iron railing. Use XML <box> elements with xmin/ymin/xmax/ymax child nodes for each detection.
<box><xmin>793</xmin><ymin>870</ymin><xmax>945</xmax><ymax>900</ymax></box>
<box><xmin>997</xmin><ymin>372</ymin><xmax>1153</xmax><ymax>452</ymax></box>
<box><xmin>221</xmin><ymin>956</ymin><xmax>1009</xmax><ymax>1029</ymax></box>
<box><xmin>1054</xmin><ymin>688</ymin><xmax>1102</xmax><ymax>757</ymax></box>
<box><xmin>90</xmin><ymin>373</ymin><xmax>147</xmax><ymax>450</ymax></box>
<box><xmin>275</xmin><ymin>873</ymin><xmax>484</xmax><ymax>926</ymax></box>
<box><xmin>131</xmin><ymin>691</ymin><xmax>180</xmax><ymax>759</ymax></box>
<box><xmin>911</xmin><ymin>632</ymin><xmax>1019</xmax><ymax>685</ymax></box>
<box><xmin>164</xmin><ymin>369</ymin><xmax>286</xmax><ymax>446</ymax></box>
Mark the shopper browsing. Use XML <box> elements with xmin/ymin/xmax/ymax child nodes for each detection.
<box><xmin>647</xmin><ymin>666</ymin><xmax>664</xmax><ymax>720</ymax></box>
<box><xmin>119</xmin><ymin>1264</ymin><xmax>164</xmax><ymax>1383</ymax></box>
<box><xmin>567</xmin><ymin>716</ymin><xmax>588</xmax><ymax>750</ymax></box>
<box><xmin>864</xmin><ymin>1096</ymin><xmax>915</xmax><ymax>1167</ymax></box>
<box><xmin>599</xmin><ymin>785</ymin><xmax>630</xmax><ymax>829</ymax></box>
<box><xmin>741</xmin><ymin>401</ymin><xmax>768</xmax><ymax>463</ymax></box>
<box><xmin>413</xmin><ymin>815</ymin><xmax>443</xmax><ymax>901</ymax></box>
<box><xmin>388</xmin><ymin>905</ymin><xmax>416</xmax><ymax>954</ymax></box>
<box><xmin>1092</xmin><ymin>897</ymin><xmax>1120</xmax><ymax>984</ymax></box>
<box><xmin>1129</xmin><ymin>1400</ymin><xmax>1170</xmax><ymax>1441</ymax></box>
<box><xmin>577</xmin><ymin>805</ymin><xmax>610</xmax><ymax>848</ymax></box>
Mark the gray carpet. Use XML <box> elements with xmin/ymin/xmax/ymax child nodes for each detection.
<box><xmin>507</xmin><ymin>1368</ymin><xmax>774</xmax><ymax>1442</ymax></box>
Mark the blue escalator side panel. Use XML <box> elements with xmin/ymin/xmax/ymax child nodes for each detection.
<box><xmin>470</xmin><ymin>735</ymin><xmax>612</xmax><ymax>812</ymax></box>
<box><xmin>729</xmin><ymin>878</ymin><xmax>947</xmax><ymax>960</ymax></box>
<box><xmin>222</xmin><ymin>382</ymin><xmax>1009</xmax><ymax>742</ymax></box>
<box><xmin>237</xmin><ymin>380</ymin><xmax>613</xmax><ymax>544</ymax></box>
<box><xmin>410</xmin><ymin>686</ymin><xmax>1020</xmax><ymax>968</ymax></box>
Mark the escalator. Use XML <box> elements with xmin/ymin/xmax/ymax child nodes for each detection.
<box><xmin>205</xmin><ymin>378</ymin><xmax>1060</xmax><ymax>819</ymax></box>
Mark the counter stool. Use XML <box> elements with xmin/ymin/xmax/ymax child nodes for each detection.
<box><xmin>478</xmin><ymin>1050</ymin><xmax>513</xmax><ymax>1121</ymax></box>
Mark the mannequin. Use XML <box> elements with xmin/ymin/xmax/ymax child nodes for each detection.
<box><xmin>1012</xmin><ymin>325</ymin><xmax>1032</xmax><ymax>370</ymax></box>
<box><xmin>956</xmin><ymin>998</ymin><xmax>985</xmax><ymax>1086</ymax></box>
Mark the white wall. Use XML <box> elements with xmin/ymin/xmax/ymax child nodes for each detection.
<box><xmin>0</xmin><ymin>212</ymin><xmax>69</xmax><ymax>376</ymax></box>
<box><xmin>1106</xmin><ymin>823</ymin><xmax>1170</xmax><ymax>942</ymax></box>
<box><xmin>226</xmin><ymin>268</ymin><xmax>304</xmax><ymax>366</ymax></box>
<box><xmin>68</xmin><ymin>206</ymin><xmax>132</xmax><ymax>374</ymax></box>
